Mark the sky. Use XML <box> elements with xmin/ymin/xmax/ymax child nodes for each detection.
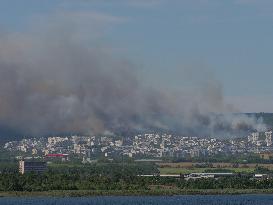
<box><xmin>0</xmin><ymin>0</ymin><xmax>273</xmax><ymax>113</ymax></box>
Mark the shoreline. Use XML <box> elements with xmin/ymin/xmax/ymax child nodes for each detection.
<box><xmin>1</xmin><ymin>189</ymin><xmax>273</xmax><ymax>197</ymax></box>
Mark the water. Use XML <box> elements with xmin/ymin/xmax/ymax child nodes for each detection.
<box><xmin>1</xmin><ymin>195</ymin><xmax>273</xmax><ymax>205</ymax></box>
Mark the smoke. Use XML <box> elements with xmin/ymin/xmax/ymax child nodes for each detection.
<box><xmin>0</xmin><ymin>16</ymin><xmax>267</xmax><ymax>138</ymax></box>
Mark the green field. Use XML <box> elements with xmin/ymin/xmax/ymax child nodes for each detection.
<box><xmin>159</xmin><ymin>167</ymin><xmax>255</xmax><ymax>174</ymax></box>
<box><xmin>47</xmin><ymin>162</ymin><xmax>86</xmax><ymax>168</ymax></box>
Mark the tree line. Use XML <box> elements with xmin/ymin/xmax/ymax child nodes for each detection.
<box><xmin>2</xmin><ymin>163</ymin><xmax>273</xmax><ymax>192</ymax></box>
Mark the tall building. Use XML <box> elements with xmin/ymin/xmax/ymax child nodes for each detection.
<box><xmin>251</xmin><ymin>132</ymin><xmax>259</xmax><ymax>144</ymax></box>
<box><xmin>190</xmin><ymin>148</ymin><xmax>200</xmax><ymax>158</ymax></box>
<box><xmin>265</xmin><ymin>131</ymin><xmax>273</xmax><ymax>147</ymax></box>
<box><xmin>19</xmin><ymin>160</ymin><xmax>47</xmax><ymax>174</ymax></box>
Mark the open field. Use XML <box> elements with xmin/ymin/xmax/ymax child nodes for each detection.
<box><xmin>157</xmin><ymin>162</ymin><xmax>273</xmax><ymax>174</ymax></box>
<box><xmin>48</xmin><ymin>162</ymin><xmax>257</xmax><ymax>174</ymax></box>
<box><xmin>159</xmin><ymin>167</ymin><xmax>255</xmax><ymax>174</ymax></box>
<box><xmin>47</xmin><ymin>162</ymin><xmax>85</xmax><ymax>168</ymax></box>
<box><xmin>157</xmin><ymin>162</ymin><xmax>273</xmax><ymax>169</ymax></box>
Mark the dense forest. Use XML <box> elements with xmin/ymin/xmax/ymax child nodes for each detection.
<box><xmin>0</xmin><ymin>162</ymin><xmax>157</xmax><ymax>191</ymax></box>
<box><xmin>1</xmin><ymin>162</ymin><xmax>273</xmax><ymax>192</ymax></box>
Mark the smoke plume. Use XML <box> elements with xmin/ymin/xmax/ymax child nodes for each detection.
<box><xmin>0</xmin><ymin>18</ymin><xmax>267</xmax><ymax>138</ymax></box>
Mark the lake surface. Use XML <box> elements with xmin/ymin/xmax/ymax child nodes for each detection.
<box><xmin>1</xmin><ymin>195</ymin><xmax>273</xmax><ymax>205</ymax></box>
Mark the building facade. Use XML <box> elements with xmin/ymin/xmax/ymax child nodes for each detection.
<box><xmin>19</xmin><ymin>160</ymin><xmax>47</xmax><ymax>174</ymax></box>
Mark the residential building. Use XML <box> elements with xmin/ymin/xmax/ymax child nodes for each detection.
<box><xmin>19</xmin><ymin>160</ymin><xmax>47</xmax><ymax>174</ymax></box>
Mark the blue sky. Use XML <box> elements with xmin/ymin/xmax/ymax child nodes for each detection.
<box><xmin>0</xmin><ymin>0</ymin><xmax>273</xmax><ymax>112</ymax></box>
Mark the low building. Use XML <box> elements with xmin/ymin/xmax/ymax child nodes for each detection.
<box><xmin>45</xmin><ymin>153</ymin><xmax>69</xmax><ymax>162</ymax></box>
<box><xmin>184</xmin><ymin>172</ymin><xmax>235</xmax><ymax>180</ymax></box>
<box><xmin>259</xmin><ymin>152</ymin><xmax>273</xmax><ymax>160</ymax></box>
<box><xmin>254</xmin><ymin>174</ymin><xmax>270</xmax><ymax>180</ymax></box>
<box><xmin>19</xmin><ymin>160</ymin><xmax>47</xmax><ymax>174</ymax></box>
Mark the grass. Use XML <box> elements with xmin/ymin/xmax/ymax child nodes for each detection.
<box><xmin>158</xmin><ymin>162</ymin><xmax>273</xmax><ymax>169</ymax></box>
<box><xmin>48</xmin><ymin>162</ymin><xmax>260</xmax><ymax>175</ymax></box>
<box><xmin>157</xmin><ymin>162</ymin><xmax>273</xmax><ymax>175</ymax></box>
<box><xmin>160</xmin><ymin>168</ymin><xmax>207</xmax><ymax>174</ymax></box>
<box><xmin>47</xmin><ymin>163</ymin><xmax>85</xmax><ymax>168</ymax></box>
<box><xmin>159</xmin><ymin>167</ymin><xmax>255</xmax><ymax>174</ymax></box>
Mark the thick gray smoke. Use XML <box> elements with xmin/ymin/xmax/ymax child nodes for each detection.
<box><xmin>0</xmin><ymin>24</ymin><xmax>267</xmax><ymax>138</ymax></box>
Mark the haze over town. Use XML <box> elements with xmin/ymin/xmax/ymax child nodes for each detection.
<box><xmin>0</xmin><ymin>1</ymin><xmax>272</xmax><ymax>139</ymax></box>
<box><xmin>3</xmin><ymin>1</ymin><xmax>273</xmax><ymax>200</ymax></box>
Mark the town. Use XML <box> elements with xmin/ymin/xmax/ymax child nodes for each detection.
<box><xmin>3</xmin><ymin>131</ymin><xmax>273</xmax><ymax>162</ymax></box>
